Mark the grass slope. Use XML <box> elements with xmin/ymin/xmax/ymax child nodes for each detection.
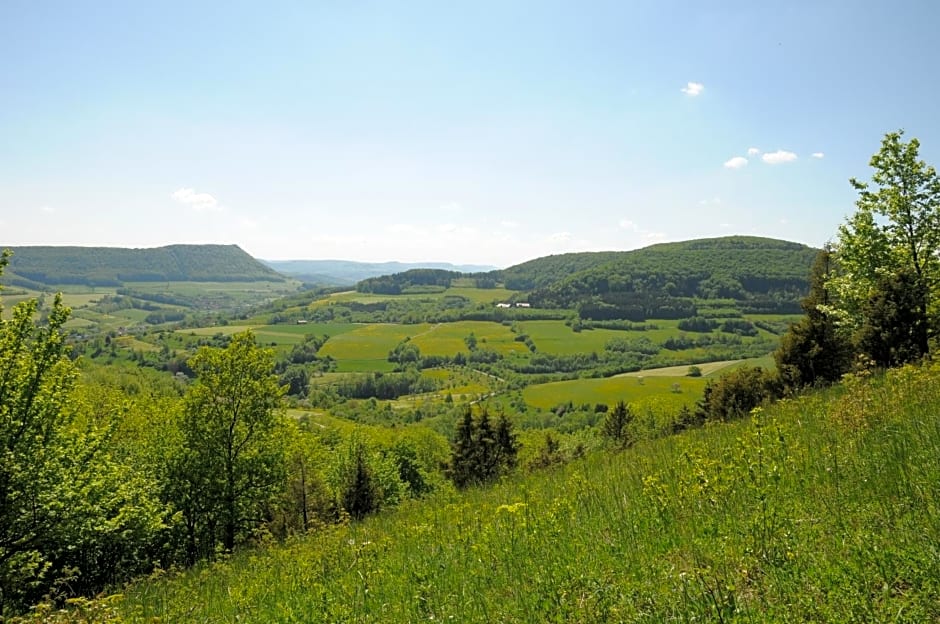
<box><xmin>106</xmin><ymin>362</ymin><xmax>940</xmax><ymax>623</ymax></box>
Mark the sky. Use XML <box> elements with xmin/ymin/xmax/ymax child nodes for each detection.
<box><xmin>2</xmin><ymin>1</ymin><xmax>940</xmax><ymax>268</ymax></box>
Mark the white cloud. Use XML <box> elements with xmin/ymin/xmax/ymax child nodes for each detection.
<box><xmin>619</xmin><ymin>219</ymin><xmax>637</xmax><ymax>230</ymax></box>
<box><xmin>681</xmin><ymin>81</ymin><xmax>704</xmax><ymax>96</ymax></box>
<box><xmin>761</xmin><ymin>150</ymin><xmax>798</xmax><ymax>164</ymax></box>
<box><xmin>40</xmin><ymin>205</ymin><xmax>55</xmax><ymax>214</ymax></box>
<box><xmin>812</xmin><ymin>152</ymin><xmax>825</xmax><ymax>159</ymax></box>
<box><xmin>747</xmin><ymin>147</ymin><xmax>760</xmax><ymax>156</ymax></box>
<box><xmin>440</xmin><ymin>202</ymin><xmax>462</xmax><ymax>214</ymax></box>
<box><xmin>171</xmin><ymin>188</ymin><xmax>222</xmax><ymax>212</ymax></box>
<box><xmin>548</xmin><ymin>231</ymin><xmax>572</xmax><ymax>243</ymax></box>
<box><xmin>698</xmin><ymin>197</ymin><xmax>722</xmax><ymax>206</ymax></box>
<box><xmin>724</xmin><ymin>156</ymin><xmax>748</xmax><ymax>169</ymax></box>
<box><xmin>499</xmin><ymin>220</ymin><xmax>520</xmax><ymax>229</ymax></box>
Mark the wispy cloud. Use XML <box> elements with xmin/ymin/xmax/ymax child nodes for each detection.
<box><xmin>171</xmin><ymin>188</ymin><xmax>222</xmax><ymax>212</ymax></box>
<box><xmin>40</xmin><ymin>205</ymin><xmax>55</xmax><ymax>214</ymax></box>
<box><xmin>724</xmin><ymin>156</ymin><xmax>748</xmax><ymax>169</ymax></box>
<box><xmin>747</xmin><ymin>147</ymin><xmax>760</xmax><ymax>156</ymax></box>
<box><xmin>619</xmin><ymin>218</ymin><xmax>665</xmax><ymax>242</ymax></box>
<box><xmin>548</xmin><ymin>231</ymin><xmax>572</xmax><ymax>243</ymax></box>
<box><xmin>681</xmin><ymin>81</ymin><xmax>704</xmax><ymax>96</ymax></box>
<box><xmin>761</xmin><ymin>150</ymin><xmax>798</xmax><ymax>164</ymax></box>
<box><xmin>811</xmin><ymin>152</ymin><xmax>825</xmax><ymax>159</ymax></box>
<box><xmin>698</xmin><ymin>197</ymin><xmax>722</xmax><ymax>206</ymax></box>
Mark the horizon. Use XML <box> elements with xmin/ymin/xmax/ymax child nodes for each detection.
<box><xmin>3</xmin><ymin>2</ymin><xmax>939</xmax><ymax>267</ymax></box>
<box><xmin>1</xmin><ymin>232</ymin><xmax>816</xmax><ymax>271</ymax></box>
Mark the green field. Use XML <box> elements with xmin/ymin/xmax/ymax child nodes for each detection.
<box><xmin>410</xmin><ymin>321</ymin><xmax>528</xmax><ymax>357</ymax></box>
<box><xmin>318</xmin><ymin>323</ymin><xmax>433</xmax><ymax>372</ymax></box>
<box><xmin>523</xmin><ymin>374</ymin><xmax>706</xmax><ymax>412</ymax></box>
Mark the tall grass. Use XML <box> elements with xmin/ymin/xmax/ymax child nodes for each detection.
<box><xmin>31</xmin><ymin>362</ymin><xmax>940</xmax><ymax>622</ymax></box>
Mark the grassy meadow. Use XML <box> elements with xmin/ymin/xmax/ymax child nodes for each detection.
<box><xmin>90</xmin><ymin>361</ymin><xmax>940</xmax><ymax>623</ymax></box>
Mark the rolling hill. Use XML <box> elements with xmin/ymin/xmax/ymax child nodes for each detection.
<box><xmin>0</xmin><ymin>244</ymin><xmax>286</xmax><ymax>287</ymax></box>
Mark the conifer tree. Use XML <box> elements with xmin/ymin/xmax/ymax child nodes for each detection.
<box><xmin>602</xmin><ymin>400</ymin><xmax>635</xmax><ymax>448</ymax></box>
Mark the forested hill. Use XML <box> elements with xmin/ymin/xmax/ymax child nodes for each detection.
<box><xmin>521</xmin><ymin>236</ymin><xmax>818</xmax><ymax>311</ymax></box>
<box><xmin>1</xmin><ymin>244</ymin><xmax>286</xmax><ymax>287</ymax></box>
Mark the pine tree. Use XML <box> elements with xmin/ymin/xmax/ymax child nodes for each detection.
<box><xmin>775</xmin><ymin>248</ymin><xmax>851</xmax><ymax>389</ymax></box>
<box><xmin>602</xmin><ymin>400</ymin><xmax>634</xmax><ymax>448</ymax></box>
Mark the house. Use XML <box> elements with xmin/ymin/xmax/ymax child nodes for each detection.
<box><xmin>496</xmin><ymin>302</ymin><xmax>512</xmax><ymax>308</ymax></box>
<box><xmin>515</xmin><ymin>302</ymin><xmax>531</xmax><ymax>308</ymax></box>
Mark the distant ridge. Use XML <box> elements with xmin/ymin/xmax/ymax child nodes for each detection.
<box><xmin>490</xmin><ymin>236</ymin><xmax>819</xmax><ymax>314</ymax></box>
<box><xmin>1</xmin><ymin>244</ymin><xmax>285</xmax><ymax>287</ymax></box>
<box><xmin>263</xmin><ymin>259</ymin><xmax>496</xmax><ymax>286</ymax></box>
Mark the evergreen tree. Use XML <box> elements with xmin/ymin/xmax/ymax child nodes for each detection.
<box><xmin>857</xmin><ymin>268</ymin><xmax>929</xmax><ymax>368</ymax></box>
<box><xmin>493</xmin><ymin>411</ymin><xmax>520</xmax><ymax>473</ymax></box>
<box><xmin>340</xmin><ymin>440</ymin><xmax>378</xmax><ymax>520</ymax></box>
<box><xmin>775</xmin><ymin>248</ymin><xmax>852</xmax><ymax>389</ymax></box>
<box><xmin>448</xmin><ymin>406</ymin><xmax>519</xmax><ymax>488</ymax></box>
<box><xmin>602</xmin><ymin>400</ymin><xmax>635</xmax><ymax>448</ymax></box>
<box><xmin>448</xmin><ymin>407</ymin><xmax>477</xmax><ymax>488</ymax></box>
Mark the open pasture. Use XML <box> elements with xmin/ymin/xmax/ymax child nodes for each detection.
<box><xmin>318</xmin><ymin>323</ymin><xmax>433</xmax><ymax>372</ymax></box>
<box><xmin>410</xmin><ymin>321</ymin><xmax>528</xmax><ymax>357</ymax></box>
<box><xmin>523</xmin><ymin>374</ymin><xmax>706</xmax><ymax>412</ymax></box>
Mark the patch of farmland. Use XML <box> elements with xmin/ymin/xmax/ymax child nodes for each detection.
<box><xmin>318</xmin><ymin>323</ymin><xmax>432</xmax><ymax>372</ymax></box>
<box><xmin>523</xmin><ymin>374</ymin><xmax>706</xmax><ymax>413</ymax></box>
<box><xmin>517</xmin><ymin>320</ymin><xmax>625</xmax><ymax>355</ymax></box>
<box><xmin>618</xmin><ymin>360</ymin><xmax>745</xmax><ymax>378</ymax></box>
<box><xmin>410</xmin><ymin>321</ymin><xmax>528</xmax><ymax>357</ymax></box>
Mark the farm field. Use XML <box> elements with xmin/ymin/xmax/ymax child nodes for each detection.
<box><xmin>409</xmin><ymin>321</ymin><xmax>528</xmax><ymax>357</ymax></box>
<box><xmin>318</xmin><ymin>323</ymin><xmax>433</xmax><ymax>372</ymax></box>
<box><xmin>523</xmin><ymin>373</ymin><xmax>706</xmax><ymax>412</ymax></box>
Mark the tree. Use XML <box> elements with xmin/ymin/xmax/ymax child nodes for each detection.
<box><xmin>175</xmin><ymin>331</ymin><xmax>286</xmax><ymax>558</ymax></box>
<box><xmin>775</xmin><ymin>248</ymin><xmax>852</xmax><ymax>389</ymax></box>
<box><xmin>0</xmin><ymin>251</ymin><xmax>166</xmax><ymax>611</ymax></box>
<box><xmin>830</xmin><ymin>131</ymin><xmax>940</xmax><ymax>353</ymax></box>
<box><xmin>448</xmin><ymin>406</ymin><xmax>518</xmax><ymax>488</ymax></box>
<box><xmin>857</xmin><ymin>268</ymin><xmax>929</xmax><ymax>368</ymax></box>
<box><xmin>602</xmin><ymin>400</ymin><xmax>635</xmax><ymax>448</ymax></box>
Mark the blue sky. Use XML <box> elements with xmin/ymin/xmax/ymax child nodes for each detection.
<box><xmin>2</xmin><ymin>1</ymin><xmax>939</xmax><ymax>267</ymax></box>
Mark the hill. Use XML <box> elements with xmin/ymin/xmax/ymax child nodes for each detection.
<box><xmin>112</xmin><ymin>362</ymin><xmax>940</xmax><ymax>622</ymax></box>
<box><xmin>512</xmin><ymin>236</ymin><xmax>818</xmax><ymax>316</ymax></box>
<box><xmin>0</xmin><ymin>244</ymin><xmax>285</xmax><ymax>287</ymax></box>
<box><xmin>264</xmin><ymin>259</ymin><xmax>495</xmax><ymax>286</ymax></box>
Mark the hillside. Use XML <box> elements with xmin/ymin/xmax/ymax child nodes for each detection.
<box><xmin>0</xmin><ymin>244</ymin><xmax>285</xmax><ymax>287</ymax></box>
<box><xmin>111</xmin><ymin>362</ymin><xmax>940</xmax><ymax>622</ymax></box>
<box><xmin>265</xmin><ymin>259</ymin><xmax>495</xmax><ymax>286</ymax></box>
<box><xmin>499</xmin><ymin>236</ymin><xmax>816</xmax><ymax>298</ymax></box>
<box><xmin>515</xmin><ymin>236</ymin><xmax>818</xmax><ymax>315</ymax></box>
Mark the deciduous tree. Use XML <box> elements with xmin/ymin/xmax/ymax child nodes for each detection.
<box><xmin>830</xmin><ymin>131</ymin><xmax>940</xmax><ymax>353</ymax></box>
<box><xmin>175</xmin><ymin>331</ymin><xmax>286</xmax><ymax>559</ymax></box>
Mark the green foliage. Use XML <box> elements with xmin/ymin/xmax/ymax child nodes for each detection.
<box><xmin>775</xmin><ymin>248</ymin><xmax>852</xmax><ymax>389</ymax></box>
<box><xmin>524</xmin><ymin>236</ymin><xmax>816</xmax><ymax>313</ymax></box>
<box><xmin>601</xmin><ymin>400</ymin><xmax>635</xmax><ymax>448</ymax></box>
<box><xmin>448</xmin><ymin>406</ymin><xmax>519</xmax><ymax>488</ymax></box>
<box><xmin>696</xmin><ymin>366</ymin><xmax>776</xmax><ymax>422</ymax></box>
<box><xmin>677</xmin><ymin>316</ymin><xmax>718</xmax><ymax>332</ymax></box>
<box><xmin>173</xmin><ymin>331</ymin><xmax>287</xmax><ymax>560</ymax></box>
<box><xmin>0</xmin><ymin>253</ymin><xmax>167</xmax><ymax>614</ymax></box>
<box><xmin>830</xmin><ymin>131</ymin><xmax>940</xmax><ymax>343</ymax></box>
<box><xmin>857</xmin><ymin>268</ymin><xmax>929</xmax><ymax>368</ymax></box>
